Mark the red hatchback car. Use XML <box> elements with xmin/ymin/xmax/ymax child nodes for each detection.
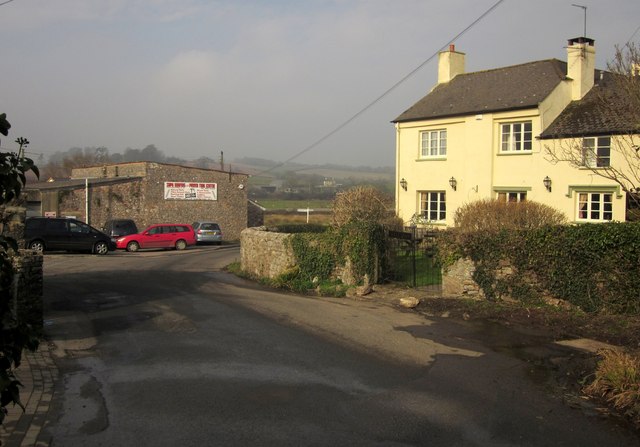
<box><xmin>116</xmin><ymin>224</ymin><xmax>196</xmax><ymax>252</ymax></box>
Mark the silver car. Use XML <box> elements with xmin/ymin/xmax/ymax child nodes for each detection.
<box><xmin>192</xmin><ymin>221</ymin><xmax>223</xmax><ymax>245</ymax></box>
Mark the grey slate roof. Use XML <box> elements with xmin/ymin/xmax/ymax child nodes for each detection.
<box><xmin>393</xmin><ymin>59</ymin><xmax>568</xmax><ymax>122</ymax></box>
<box><xmin>539</xmin><ymin>71</ymin><xmax>640</xmax><ymax>138</ymax></box>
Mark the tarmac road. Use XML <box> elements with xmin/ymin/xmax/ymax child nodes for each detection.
<box><xmin>34</xmin><ymin>245</ymin><xmax>639</xmax><ymax>446</ymax></box>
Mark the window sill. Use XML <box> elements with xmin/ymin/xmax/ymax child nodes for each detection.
<box><xmin>578</xmin><ymin>166</ymin><xmax>610</xmax><ymax>170</ymax></box>
<box><xmin>412</xmin><ymin>221</ymin><xmax>447</xmax><ymax>227</ymax></box>
<box><xmin>574</xmin><ymin>219</ymin><xmax>614</xmax><ymax>224</ymax></box>
<box><xmin>416</xmin><ymin>157</ymin><xmax>447</xmax><ymax>162</ymax></box>
<box><xmin>497</xmin><ymin>151</ymin><xmax>532</xmax><ymax>156</ymax></box>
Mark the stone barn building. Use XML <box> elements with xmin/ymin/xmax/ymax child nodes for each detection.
<box><xmin>24</xmin><ymin>161</ymin><xmax>263</xmax><ymax>241</ymax></box>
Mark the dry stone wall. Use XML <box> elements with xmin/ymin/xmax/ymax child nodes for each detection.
<box><xmin>241</xmin><ymin>227</ymin><xmax>296</xmax><ymax>279</ymax></box>
<box><xmin>0</xmin><ymin>204</ymin><xmax>43</xmax><ymax>331</ymax></box>
<box><xmin>241</xmin><ymin>227</ymin><xmax>375</xmax><ymax>288</ymax></box>
<box><xmin>0</xmin><ymin>202</ymin><xmax>26</xmax><ymax>247</ymax></box>
<box><xmin>11</xmin><ymin>250</ymin><xmax>44</xmax><ymax>331</ymax></box>
<box><xmin>441</xmin><ymin>258</ymin><xmax>484</xmax><ymax>298</ymax></box>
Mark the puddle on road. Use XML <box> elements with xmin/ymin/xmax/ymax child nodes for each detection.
<box><xmin>399</xmin><ymin>316</ymin><xmax>596</xmax><ymax>390</ymax></box>
<box><xmin>465</xmin><ymin>319</ymin><xmax>585</xmax><ymax>385</ymax></box>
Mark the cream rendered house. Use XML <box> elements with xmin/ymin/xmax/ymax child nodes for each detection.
<box><xmin>393</xmin><ymin>37</ymin><xmax>637</xmax><ymax>227</ymax></box>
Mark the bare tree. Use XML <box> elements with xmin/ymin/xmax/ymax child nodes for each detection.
<box><xmin>332</xmin><ymin>185</ymin><xmax>395</xmax><ymax>227</ymax></box>
<box><xmin>544</xmin><ymin>43</ymin><xmax>640</xmax><ymax>211</ymax></box>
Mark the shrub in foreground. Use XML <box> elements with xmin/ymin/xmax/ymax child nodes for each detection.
<box><xmin>583</xmin><ymin>349</ymin><xmax>640</xmax><ymax>427</ymax></box>
<box><xmin>332</xmin><ymin>186</ymin><xmax>395</xmax><ymax>227</ymax></box>
<box><xmin>454</xmin><ymin>199</ymin><xmax>567</xmax><ymax>232</ymax></box>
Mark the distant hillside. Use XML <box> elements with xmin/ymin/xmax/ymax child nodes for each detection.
<box><xmin>232</xmin><ymin>157</ymin><xmax>393</xmax><ymax>182</ymax></box>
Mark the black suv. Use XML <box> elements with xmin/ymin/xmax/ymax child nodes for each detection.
<box><xmin>25</xmin><ymin>217</ymin><xmax>116</xmax><ymax>255</ymax></box>
<box><xmin>102</xmin><ymin>219</ymin><xmax>138</xmax><ymax>241</ymax></box>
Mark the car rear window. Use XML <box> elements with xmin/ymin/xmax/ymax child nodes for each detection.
<box><xmin>46</xmin><ymin>220</ymin><xmax>68</xmax><ymax>232</ymax></box>
<box><xmin>26</xmin><ymin>219</ymin><xmax>46</xmax><ymax>231</ymax></box>
<box><xmin>201</xmin><ymin>223</ymin><xmax>220</xmax><ymax>231</ymax></box>
<box><xmin>115</xmin><ymin>222</ymin><xmax>134</xmax><ymax>230</ymax></box>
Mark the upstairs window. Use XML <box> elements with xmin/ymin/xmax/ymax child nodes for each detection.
<box><xmin>577</xmin><ymin>192</ymin><xmax>613</xmax><ymax>221</ymax></box>
<box><xmin>419</xmin><ymin>191</ymin><xmax>446</xmax><ymax>222</ymax></box>
<box><xmin>420</xmin><ymin>130</ymin><xmax>447</xmax><ymax>158</ymax></box>
<box><xmin>500</xmin><ymin>121</ymin><xmax>532</xmax><ymax>152</ymax></box>
<box><xmin>582</xmin><ymin>136</ymin><xmax>611</xmax><ymax>168</ymax></box>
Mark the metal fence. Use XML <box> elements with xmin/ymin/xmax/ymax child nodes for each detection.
<box><xmin>385</xmin><ymin>227</ymin><xmax>442</xmax><ymax>289</ymax></box>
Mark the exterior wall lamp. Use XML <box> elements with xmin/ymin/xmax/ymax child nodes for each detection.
<box><xmin>449</xmin><ymin>176</ymin><xmax>457</xmax><ymax>191</ymax></box>
<box><xmin>543</xmin><ymin>176</ymin><xmax>552</xmax><ymax>192</ymax></box>
<box><xmin>400</xmin><ymin>178</ymin><xmax>408</xmax><ymax>191</ymax></box>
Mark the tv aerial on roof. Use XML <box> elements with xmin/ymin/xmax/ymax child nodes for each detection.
<box><xmin>572</xmin><ymin>4</ymin><xmax>588</xmax><ymax>38</ymax></box>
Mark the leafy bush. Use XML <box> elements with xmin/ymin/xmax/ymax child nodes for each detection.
<box><xmin>525</xmin><ymin>223</ymin><xmax>640</xmax><ymax>314</ymax></box>
<box><xmin>0</xmin><ymin>114</ymin><xmax>40</xmax><ymax>424</ymax></box>
<box><xmin>437</xmin><ymin>222</ymin><xmax>640</xmax><ymax>314</ymax></box>
<box><xmin>454</xmin><ymin>199</ymin><xmax>567</xmax><ymax>232</ymax></box>
<box><xmin>269</xmin><ymin>222</ymin><xmax>386</xmax><ymax>294</ymax></box>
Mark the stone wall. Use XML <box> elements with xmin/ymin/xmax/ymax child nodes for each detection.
<box><xmin>241</xmin><ymin>227</ymin><xmax>374</xmax><ymax>287</ymax></box>
<box><xmin>441</xmin><ymin>258</ymin><xmax>484</xmax><ymax>298</ymax></box>
<box><xmin>0</xmin><ymin>204</ymin><xmax>44</xmax><ymax>331</ymax></box>
<box><xmin>442</xmin><ymin>257</ymin><xmax>543</xmax><ymax>301</ymax></box>
<box><xmin>241</xmin><ymin>227</ymin><xmax>296</xmax><ymax>278</ymax></box>
<box><xmin>11</xmin><ymin>250</ymin><xmax>44</xmax><ymax>331</ymax></box>
<box><xmin>0</xmin><ymin>202</ymin><xmax>27</xmax><ymax>247</ymax></box>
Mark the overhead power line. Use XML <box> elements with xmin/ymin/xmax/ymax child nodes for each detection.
<box><xmin>627</xmin><ymin>23</ymin><xmax>640</xmax><ymax>44</ymax></box>
<box><xmin>254</xmin><ymin>0</ymin><xmax>506</xmax><ymax>177</ymax></box>
<box><xmin>0</xmin><ymin>0</ymin><xmax>16</xmax><ymax>7</ymax></box>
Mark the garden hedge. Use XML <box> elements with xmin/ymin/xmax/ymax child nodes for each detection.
<box><xmin>438</xmin><ymin>222</ymin><xmax>640</xmax><ymax>315</ymax></box>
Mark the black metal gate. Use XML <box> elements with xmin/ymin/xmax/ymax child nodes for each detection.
<box><xmin>385</xmin><ymin>227</ymin><xmax>442</xmax><ymax>289</ymax></box>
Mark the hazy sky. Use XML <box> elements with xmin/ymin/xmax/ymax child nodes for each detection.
<box><xmin>1</xmin><ymin>0</ymin><xmax>639</xmax><ymax>168</ymax></box>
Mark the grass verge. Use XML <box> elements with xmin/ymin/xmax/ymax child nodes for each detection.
<box><xmin>583</xmin><ymin>349</ymin><xmax>640</xmax><ymax>429</ymax></box>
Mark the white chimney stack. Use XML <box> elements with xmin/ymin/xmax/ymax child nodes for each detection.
<box><xmin>567</xmin><ymin>37</ymin><xmax>596</xmax><ymax>100</ymax></box>
<box><xmin>438</xmin><ymin>44</ymin><xmax>465</xmax><ymax>84</ymax></box>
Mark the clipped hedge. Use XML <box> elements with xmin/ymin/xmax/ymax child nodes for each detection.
<box><xmin>438</xmin><ymin>222</ymin><xmax>640</xmax><ymax>315</ymax></box>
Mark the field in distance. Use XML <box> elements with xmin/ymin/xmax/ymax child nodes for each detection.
<box><xmin>256</xmin><ymin>199</ymin><xmax>333</xmax><ymax>210</ymax></box>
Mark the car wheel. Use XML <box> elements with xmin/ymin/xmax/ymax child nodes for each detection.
<box><xmin>175</xmin><ymin>239</ymin><xmax>187</xmax><ymax>250</ymax></box>
<box><xmin>29</xmin><ymin>240</ymin><xmax>45</xmax><ymax>253</ymax></box>
<box><xmin>94</xmin><ymin>241</ymin><xmax>109</xmax><ymax>255</ymax></box>
<box><xmin>126</xmin><ymin>241</ymin><xmax>140</xmax><ymax>252</ymax></box>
